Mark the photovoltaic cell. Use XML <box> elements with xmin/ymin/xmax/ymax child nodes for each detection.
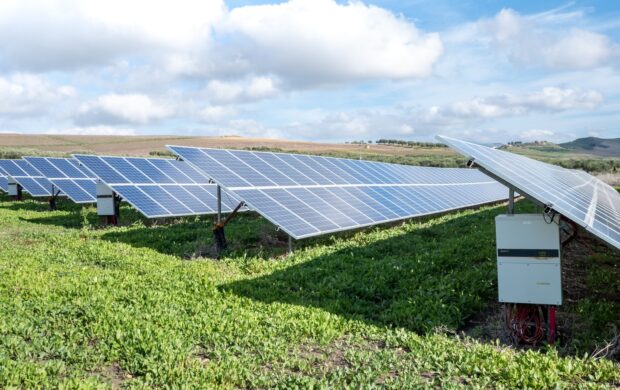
<box><xmin>167</xmin><ymin>146</ymin><xmax>510</xmax><ymax>239</ymax></box>
<box><xmin>73</xmin><ymin>155</ymin><xmax>240</xmax><ymax>218</ymax></box>
<box><xmin>25</xmin><ymin>157</ymin><xmax>97</xmax><ymax>203</ymax></box>
<box><xmin>437</xmin><ymin>135</ymin><xmax>620</xmax><ymax>251</ymax></box>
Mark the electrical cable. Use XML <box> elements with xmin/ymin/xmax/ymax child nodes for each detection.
<box><xmin>505</xmin><ymin>304</ymin><xmax>545</xmax><ymax>345</ymax></box>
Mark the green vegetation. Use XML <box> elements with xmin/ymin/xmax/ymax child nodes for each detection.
<box><xmin>148</xmin><ymin>150</ymin><xmax>176</xmax><ymax>158</ymax></box>
<box><xmin>0</xmin><ymin>147</ymin><xmax>70</xmax><ymax>159</ymax></box>
<box><xmin>0</xmin><ymin>195</ymin><xmax>618</xmax><ymax>388</ymax></box>
<box><xmin>375</xmin><ymin>139</ymin><xmax>448</xmax><ymax>148</ymax></box>
<box><xmin>560</xmin><ymin>137</ymin><xmax>620</xmax><ymax>158</ymax></box>
<box><xmin>500</xmin><ymin>142</ymin><xmax>620</xmax><ymax>174</ymax></box>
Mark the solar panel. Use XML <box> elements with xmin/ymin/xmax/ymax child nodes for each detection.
<box><xmin>0</xmin><ymin>165</ymin><xmax>8</xmax><ymax>193</ymax></box>
<box><xmin>166</xmin><ymin>146</ymin><xmax>510</xmax><ymax>239</ymax></box>
<box><xmin>25</xmin><ymin>157</ymin><xmax>97</xmax><ymax>204</ymax></box>
<box><xmin>0</xmin><ymin>159</ymin><xmax>60</xmax><ymax>197</ymax></box>
<box><xmin>437</xmin><ymin>135</ymin><xmax>620</xmax><ymax>251</ymax></box>
<box><xmin>73</xmin><ymin>155</ymin><xmax>240</xmax><ymax>218</ymax></box>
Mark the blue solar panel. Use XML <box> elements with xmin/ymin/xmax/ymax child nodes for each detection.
<box><xmin>73</xmin><ymin>155</ymin><xmax>240</xmax><ymax>218</ymax></box>
<box><xmin>0</xmin><ymin>159</ymin><xmax>64</xmax><ymax>197</ymax></box>
<box><xmin>167</xmin><ymin>146</ymin><xmax>511</xmax><ymax>239</ymax></box>
<box><xmin>50</xmin><ymin>158</ymin><xmax>88</xmax><ymax>179</ymax></box>
<box><xmin>74</xmin><ymin>156</ymin><xmax>128</xmax><ymax>184</ymax></box>
<box><xmin>25</xmin><ymin>157</ymin><xmax>96</xmax><ymax>203</ymax></box>
<box><xmin>0</xmin><ymin>160</ymin><xmax>28</xmax><ymax>177</ymax></box>
<box><xmin>147</xmin><ymin>159</ymin><xmax>193</xmax><ymax>184</ymax></box>
<box><xmin>125</xmin><ymin>158</ymin><xmax>175</xmax><ymax>184</ymax></box>
<box><xmin>0</xmin><ymin>176</ymin><xmax>8</xmax><ymax>193</ymax></box>
<box><xmin>16</xmin><ymin>160</ymin><xmax>40</xmax><ymax>176</ymax></box>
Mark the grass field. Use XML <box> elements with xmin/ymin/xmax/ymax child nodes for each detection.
<box><xmin>0</xmin><ymin>195</ymin><xmax>618</xmax><ymax>388</ymax></box>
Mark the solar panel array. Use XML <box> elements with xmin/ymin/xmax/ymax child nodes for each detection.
<box><xmin>0</xmin><ymin>159</ymin><xmax>59</xmax><ymax>197</ymax></box>
<box><xmin>437</xmin><ymin>135</ymin><xmax>620</xmax><ymax>251</ymax></box>
<box><xmin>73</xmin><ymin>155</ymin><xmax>239</xmax><ymax>218</ymax></box>
<box><xmin>167</xmin><ymin>146</ymin><xmax>510</xmax><ymax>239</ymax></box>
<box><xmin>25</xmin><ymin>157</ymin><xmax>97</xmax><ymax>204</ymax></box>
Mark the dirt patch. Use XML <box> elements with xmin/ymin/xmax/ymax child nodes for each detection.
<box><xmin>91</xmin><ymin>363</ymin><xmax>126</xmax><ymax>389</ymax></box>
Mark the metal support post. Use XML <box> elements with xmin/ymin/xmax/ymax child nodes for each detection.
<box><xmin>216</xmin><ymin>185</ymin><xmax>222</xmax><ymax>223</ymax></box>
<box><xmin>508</xmin><ymin>188</ymin><xmax>515</xmax><ymax>214</ymax></box>
<box><xmin>288</xmin><ymin>235</ymin><xmax>294</xmax><ymax>254</ymax></box>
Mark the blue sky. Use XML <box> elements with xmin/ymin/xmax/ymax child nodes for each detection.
<box><xmin>1</xmin><ymin>0</ymin><xmax>619</xmax><ymax>143</ymax></box>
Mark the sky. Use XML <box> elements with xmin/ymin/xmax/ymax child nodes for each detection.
<box><xmin>1</xmin><ymin>0</ymin><xmax>620</xmax><ymax>143</ymax></box>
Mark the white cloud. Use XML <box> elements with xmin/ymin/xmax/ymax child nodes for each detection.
<box><xmin>0</xmin><ymin>0</ymin><xmax>442</xmax><ymax>86</ymax></box>
<box><xmin>425</xmin><ymin>87</ymin><xmax>603</xmax><ymax>121</ymax></box>
<box><xmin>78</xmin><ymin>94</ymin><xmax>173</xmax><ymax>125</ymax></box>
<box><xmin>476</xmin><ymin>8</ymin><xmax>615</xmax><ymax>70</ymax></box>
<box><xmin>205</xmin><ymin>76</ymin><xmax>279</xmax><ymax>104</ymax></box>
<box><xmin>46</xmin><ymin>125</ymin><xmax>137</xmax><ymax>136</ymax></box>
<box><xmin>519</xmin><ymin>129</ymin><xmax>554</xmax><ymax>141</ymax></box>
<box><xmin>221</xmin><ymin>0</ymin><xmax>442</xmax><ymax>83</ymax></box>
<box><xmin>0</xmin><ymin>0</ymin><xmax>225</xmax><ymax>71</ymax></box>
<box><xmin>199</xmin><ymin>106</ymin><xmax>237</xmax><ymax>122</ymax></box>
<box><xmin>0</xmin><ymin>73</ymin><xmax>75</xmax><ymax>114</ymax></box>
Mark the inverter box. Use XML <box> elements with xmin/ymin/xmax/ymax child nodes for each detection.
<box><xmin>96</xmin><ymin>182</ymin><xmax>116</xmax><ymax>216</ymax></box>
<box><xmin>7</xmin><ymin>177</ymin><xmax>18</xmax><ymax>196</ymax></box>
<box><xmin>495</xmin><ymin>214</ymin><xmax>562</xmax><ymax>305</ymax></box>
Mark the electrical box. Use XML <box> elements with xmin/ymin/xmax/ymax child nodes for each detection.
<box><xmin>96</xmin><ymin>182</ymin><xmax>116</xmax><ymax>216</ymax></box>
<box><xmin>7</xmin><ymin>177</ymin><xmax>18</xmax><ymax>196</ymax></box>
<box><xmin>496</xmin><ymin>214</ymin><xmax>562</xmax><ymax>305</ymax></box>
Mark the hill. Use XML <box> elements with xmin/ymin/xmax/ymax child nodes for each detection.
<box><xmin>560</xmin><ymin>137</ymin><xmax>620</xmax><ymax>157</ymax></box>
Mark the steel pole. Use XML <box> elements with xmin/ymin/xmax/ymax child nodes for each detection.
<box><xmin>508</xmin><ymin>188</ymin><xmax>515</xmax><ymax>214</ymax></box>
<box><xmin>217</xmin><ymin>185</ymin><xmax>222</xmax><ymax>223</ymax></box>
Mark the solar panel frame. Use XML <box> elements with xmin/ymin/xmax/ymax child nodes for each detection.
<box><xmin>73</xmin><ymin>155</ymin><xmax>241</xmax><ymax>218</ymax></box>
<box><xmin>437</xmin><ymin>135</ymin><xmax>620</xmax><ymax>251</ymax></box>
<box><xmin>167</xmin><ymin>146</ymin><xmax>511</xmax><ymax>239</ymax></box>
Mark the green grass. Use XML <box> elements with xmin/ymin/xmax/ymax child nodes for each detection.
<box><xmin>0</xmin><ymin>196</ymin><xmax>618</xmax><ymax>388</ymax></box>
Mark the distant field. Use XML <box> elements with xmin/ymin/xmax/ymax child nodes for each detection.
<box><xmin>1</xmin><ymin>133</ymin><xmax>618</xmax><ymax>177</ymax></box>
<box><xmin>0</xmin><ymin>134</ymin><xmax>457</xmax><ymax>158</ymax></box>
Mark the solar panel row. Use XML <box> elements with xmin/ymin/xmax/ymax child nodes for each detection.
<box><xmin>437</xmin><ymin>135</ymin><xmax>620</xmax><ymax>251</ymax></box>
<box><xmin>0</xmin><ymin>159</ymin><xmax>59</xmax><ymax>197</ymax></box>
<box><xmin>25</xmin><ymin>157</ymin><xmax>97</xmax><ymax>203</ymax></box>
<box><xmin>73</xmin><ymin>155</ymin><xmax>239</xmax><ymax>218</ymax></box>
<box><xmin>167</xmin><ymin>146</ymin><xmax>510</xmax><ymax>239</ymax></box>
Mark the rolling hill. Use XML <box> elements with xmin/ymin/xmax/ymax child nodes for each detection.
<box><xmin>560</xmin><ymin>137</ymin><xmax>620</xmax><ymax>157</ymax></box>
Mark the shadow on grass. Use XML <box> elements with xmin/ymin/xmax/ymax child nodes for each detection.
<box><xmin>0</xmin><ymin>198</ymin><xmax>51</xmax><ymax>212</ymax></box>
<box><xmin>221</xmin><ymin>205</ymin><xmax>509</xmax><ymax>334</ymax></box>
<box><xmin>13</xmin><ymin>202</ymin><xmax>148</xmax><ymax>229</ymax></box>
<box><xmin>99</xmin><ymin>213</ymin><xmax>289</xmax><ymax>258</ymax></box>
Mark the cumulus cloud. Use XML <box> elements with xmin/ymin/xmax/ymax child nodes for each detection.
<box><xmin>199</xmin><ymin>106</ymin><xmax>238</xmax><ymax>122</ymax></box>
<box><xmin>0</xmin><ymin>0</ymin><xmax>442</xmax><ymax>86</ymax></box>
<box><xmin>0</xmin><ymin>0</ymin><xmax>225</xmax><ymax>71</ymax></box>
<box><xmin>220</xmin><ymin>0</ymin><xmax>443</xmax><ymax>83</ymax></box>
<box><xmin>0</xmin><ymin>73</ymin><xmax>75</xmax><ymax>115</ymax></box>
<box><xmin>519</xmin><ymin>129</ymin><xmax>554</xmax><ymax>141</ymax></box>
<box><xmin>77</xmin><ymin>94</ymin><xmax>173</xmax><ymax>125</ymax></box>
<box><xmin>204</xmin><ymin>76</ymin><xmax>279</xmax><ymax>104</ymax></box>
<box><xmin>424</xmin><ymin>87</ymin><xmax>603</xmax><ymax>122</ymax></box>
<box><xmin>475</xmin><ymin>8</ymin><xmax>616</xmax><ymax>70</ymax></box>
